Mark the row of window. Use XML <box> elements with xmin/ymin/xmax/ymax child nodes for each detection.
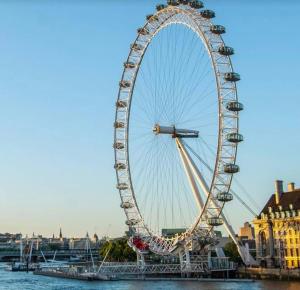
<box><xmin>282</xmin><ymin>248</ymin><xmax>299</xmax><ymax>257</ymax></box>
<box><xmin>273</xmin><ymin>227</ymin><xmax>300</xmax><ymax>235</ymax></box>
<box><xmin>274</xmin><ymin>236</ymin><xmax>300</xmax><ymax>244</ymax></box>
<box><xmin>286</xmin><ymin>260</ymin><xmax>299</xmax><ymax>268</ymax></box>
<box><xmin>274</xmin><ymin>248</ymin><xmax>299</xmax><ymax>258</ymax></box>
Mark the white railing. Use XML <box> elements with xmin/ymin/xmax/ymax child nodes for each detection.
<box><xmin>98</xmin><ymin>259</ymin><xmax>235</xmax><ymax>275</ymax></box>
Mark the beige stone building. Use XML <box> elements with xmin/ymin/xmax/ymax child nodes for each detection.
<box><xmin>239</xmin><ymin>222</ymin><xmax>255</xmax><ymax>240</ymax></box>
<box><xmin>253</xmin><ymin>181</ymin><xmax>300</xmax><ymax>268</ymax></box>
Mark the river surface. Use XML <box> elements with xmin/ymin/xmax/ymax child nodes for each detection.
<box><xmin>0</xmin><ymin>264</ymin><xmax>299</xmax><ymax>290</ymax></box>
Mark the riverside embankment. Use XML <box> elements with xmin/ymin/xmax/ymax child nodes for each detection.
<box><xmin>238</xmin><ymin>267</ymin><xmax>300</xmax><ymax>281</ymax></box>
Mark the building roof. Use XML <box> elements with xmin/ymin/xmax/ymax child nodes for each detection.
<box><xmin>261</xmin><ymin>189</ymin><xmax>300</xmax><ymax>214</ymax></box>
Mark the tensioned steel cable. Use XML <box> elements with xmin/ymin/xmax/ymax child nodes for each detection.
<box><xmin>183</xmin><ymin>141</ymin><xmax>258</xmax><ymax>217</ymax></box>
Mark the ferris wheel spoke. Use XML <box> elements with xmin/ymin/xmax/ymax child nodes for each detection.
<box><xmin>179</xmin><ymin>83</ymin><xmax>217</xmax><ymax>122</ymax></box>
<box><xmin>154</xmin><ymin>33</ymin><xmax>175</xmax><ymax>123</ymax></box>
<box><xmin>179</xmin><ymin>118</ymin><xmax>217</xmax><ymax>131</ymax></box>
<box><xmin>179</xmin><ymin>103</ymin><xmax>218</xmax><ymax>124</ymax></box>
<box><xmin>175</xmin><ymin>50</ymin><xmax>209</xmax><ymax>115</ymax></box>
<box><xmin>142</xmin><ymin>138</ymin><xmax>172</xmax><ymax>232</ymax></box>
<box><xmin>175</xmin><ymin>27</ymin><xmax>204</xmax><ymax>87</ymax></box>
<box><xmin>130</xmin><ymin>140</ymin><xmax>157</xmax><ymax>180</ymax></box>
<box><xmin>173</xmin><ymin>156</ymin><xmax>189</xmax><ymax>227</ymax></box>
<box><xmin>171</xmin><ymin>26</ymin><xmax>192</xmax><ymax>114</ymax></box>
<box><xmin>139</xmin><ymin>141</ymin><xmax>161</xmax><ymax>228</ymax></box>
<box><xmin>177</xmin><ymin>77</ymin><xmax>216</xmax><ymax>123</ymax></box>
<box><xmin>192</xmin><ymin>139</ymin><xmax>215</xmax><ymax>182</ymax></box>
<box><xmin>133</xmin><ymin>87</ymin><xmax>157</xmax><ymax>123</ymax></box>
<box><xmin>198</xmin><ymin>135</ymin><xmax>218</xmax><ymax>157</ymax></box>
<box><xmin>129</xmin><ymin>106</ymin><xmax>154</xmax><ymax>126</ymax></box>
<box><xmin>184</xmin><ymin>141</ymin><xmax>214</xmax><ymax>175</ymax></box>
<box><xmin>170</xmin><ymin>27</ymin><xmax>197</xmax><ymax>122</ymax></box>
<box><xmin>181</xmin><ymin>96</ymin><xmax>218</xmax><ymax>124</ymax></box>
<box><xmin>175</xmin><ymin>44</ymin><xmax>209</xmax><ymax>103</ymax></box>
<box><xmin>129</xmin><ymin>133</ymin><xmax>153</xmax><ymax>143</ymax></box>
<box><xmin>139</xmin><ymin>150</ymin><xmax>159</xmax><ymax>226</ymax></box>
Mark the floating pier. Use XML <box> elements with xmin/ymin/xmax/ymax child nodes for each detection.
<box><xmin>34</xmin><ymin>268</ymin><xmax>112</xmax><ymax>281</ymax></box>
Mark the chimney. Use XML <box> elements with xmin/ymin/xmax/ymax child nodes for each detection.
<box><xmin>288</xmin><ymin>182</ymin><xmax>295</xmax><ymax>192</ymax></box>
<box><xmin>275</xmin><ymin>180</ymin><xmax>283</xmax><ymax>205</ymax></box>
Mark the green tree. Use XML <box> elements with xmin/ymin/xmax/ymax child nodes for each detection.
<box><xmin>223</xmin><ymin>240</ymin><xmax>242</xmax><ymax>264</ymax></box>
<box><xmin>99</xmin><ymin>238</ymin><xmax>136</xmax><ymax>262</ymax></box>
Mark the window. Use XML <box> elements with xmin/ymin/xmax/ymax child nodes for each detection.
<box><xmin>259</xmin><ymin>231</ymin><xmax>267</xmax><ymax>257</ymax></box>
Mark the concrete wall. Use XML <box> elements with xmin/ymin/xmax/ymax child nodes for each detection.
<box><xmin>238</xmin><ymin>267</ymin><xmax>300</xmax><ymax>281</ymax></box>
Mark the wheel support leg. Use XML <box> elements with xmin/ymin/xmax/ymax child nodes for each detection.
<box><xmin>176</xmin><ymin>138</ymin><xmax>255</xmax><ymax>266</ymax></box>
<box><xmin>176</xmin><ymin>138</ymin><xmax>204</xmax><ymax>210</ymax></box>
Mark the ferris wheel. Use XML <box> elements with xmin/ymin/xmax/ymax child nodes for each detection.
<box><xmin>114</xmin><ymin>0</ymin><xmax>245</xmax><ymax>259</ymax></box>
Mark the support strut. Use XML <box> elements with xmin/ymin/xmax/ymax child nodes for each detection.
<box><xmin>176</xmin><ymin>138</ymin><xmax>257</xmax><ymax>266</ymax></box>
<box><xmin>176</xmin><ymin>139</ymin><xmax>204</xmax><ymax>210</ymax></box>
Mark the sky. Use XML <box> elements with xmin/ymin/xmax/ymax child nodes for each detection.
<box><xmin>0</xmin><ymin>0</ymin><xmax>299</xmax><ymax>238</ymax></box>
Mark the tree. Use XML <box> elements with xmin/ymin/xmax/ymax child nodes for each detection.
<box><xmin>99</xmin><ymin>238</ymin><xmax>136</xmax><ymax>262</ymax></box>
<box><xmin>223</xmin><ymin>240</ymin><xmax>242</xmax><ymax>264</ymax></box>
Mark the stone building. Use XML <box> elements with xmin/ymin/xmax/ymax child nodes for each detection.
<box><xmin>253</xmin><ymin>181</ymin><xmax>300</xmax><ymax>268</ymax></box>
<box><xmin>238</xmin><ymin>222</ymin><xmax>256</xmax><ymax>259</ymax></box>
<box><xmin>239</xmin><ymin>222</ymin><xmax>255</xmax><ymax>240</ymax></box>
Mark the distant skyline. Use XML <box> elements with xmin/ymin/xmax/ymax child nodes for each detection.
<box><xmin>0</xmin><ymin>1</ymin><xmax>299</xmax><ymax>238</ymax></box>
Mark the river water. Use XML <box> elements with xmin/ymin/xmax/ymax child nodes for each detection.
<box><xmin>0</xmin><ymin>264</ymin><xmax>299</xmax><ymax>290</ymax></box>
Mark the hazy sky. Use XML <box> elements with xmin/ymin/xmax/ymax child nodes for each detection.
<box><xmin>0</xmin><ymin>0</ymin><xmax>299</xmax><ymax>238</ymax></box>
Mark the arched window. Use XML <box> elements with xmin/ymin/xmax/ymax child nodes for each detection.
<box><xmin>259</xmin><ymin>231</ymin><xmax>267</xmax><ymax>257</ymax></box>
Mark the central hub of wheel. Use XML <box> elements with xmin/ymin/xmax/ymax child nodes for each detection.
<box><xmin>153</xmin><ymin>124</ymin><xmax>199</xmax><ymax>138</ymax></box>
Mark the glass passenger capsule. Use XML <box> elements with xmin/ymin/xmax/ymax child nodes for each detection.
<box><xmin>226</xmin><ymin>101</ymin><xmax>244</xmax><ymax>112</ymax></box>
<box><xmin>207</xmin><ymin>217</ymin><xmax>223</xmax><ymax>226</ymax></box>
<box><xmin>210</xmin><ymin>25</ymin><xmax>226</xmax><ymax>35</ymax></box>
<box><xmin>224</xmin><ymin>72</ymin><xmax>240</xmax><ymax>82</ymax></box>
<box><xmin>156</xmin><ymin>4</ymin><xmax>167</xmax><ymax>11</ymax></box>
<box><xmin>117</xmin><ymin>183</ymin><xmax>129</xmax><ymax>190</ymax></box>
<box><xmin>114</xmin><ymin>163</ymin><xmax>126</xmax><ymax>170</ymax></box>
<box><xmin>137</xmin><ymin>28</ymin><xmax>150</xmax><ymax>36</ymax></box>
<box><xmin>131</xmin><ymin>43</ymin><xmax>144</xmax><ymax>51</ymax></box>
<box><xmin>126</xmin><ymin>219</ymin><xmax>139</xmax><ymax>226</ymax></box>
<box><xmin>120</xmin><ymin>201</ymin><xmax>134</xmax><ymax>209</ymax></box>
<box><xmin>216</xmin><ymin>192</ymin><xmax>233</xmax><ymax>202</ymax></box>
<box><xmin>189</xmin><ymin>0</ymin><xmax>203</xmax><ymax>9</ymax></box>
<box><xmin>200</xmin><ymin>10</ymin><xmax>215</xmax><ymax>19</ymax></box>
<box><xmin>146</xmin><ymin>14</ymin><xmax>159</xmax><ymax>22</ymax></box>
<box><xmin>119</xmin><ymin>80</ymin><xmax>131</xmax><ymax>88</ymax></box>
<box><xmin>124</xmin><ymin>62</ymin><xmax>136</xmax><ymax>69</ymax></box>
<box><xmin>218</xmin><ymin>46</ymin><xmax>234</xmax><ymax>56</ymax></box>
<box><xmin>114</xmin><ymin>121</ymin><xmax>125</xmax><ymax>129</ymax></box>
<box><xmin>224</xmin><ymin>164</ymin><xmax>240</xmax><ymax>174</ymax></box>
<box><xmin>116</xmin><ymin>100</ymin><xmax>128</xmax><ymax>108</ymax></box>
<box><xmin>226</xmin><ymin>133</ymin><xmax>244</xmax><ymax>143</ymax></box>
<box><xmin>113</xmin><ymin>142</ymin><xmax>125</xmax><ymax>150</ymax></box>
<box><xmin>167</xmin><ymin>0</ymin><xmax>180</xmax><ymax>6</ymax></box>
<box><xmin>179</xmin><ymin>0</ymin><xmax>190</xmax><ymax>4</ymax></box>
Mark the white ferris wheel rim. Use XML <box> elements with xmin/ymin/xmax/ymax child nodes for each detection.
<box><xmin>114</xmin><ymin>4</ymin><xmax>241</xmax><ymax>255</ymax></box>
